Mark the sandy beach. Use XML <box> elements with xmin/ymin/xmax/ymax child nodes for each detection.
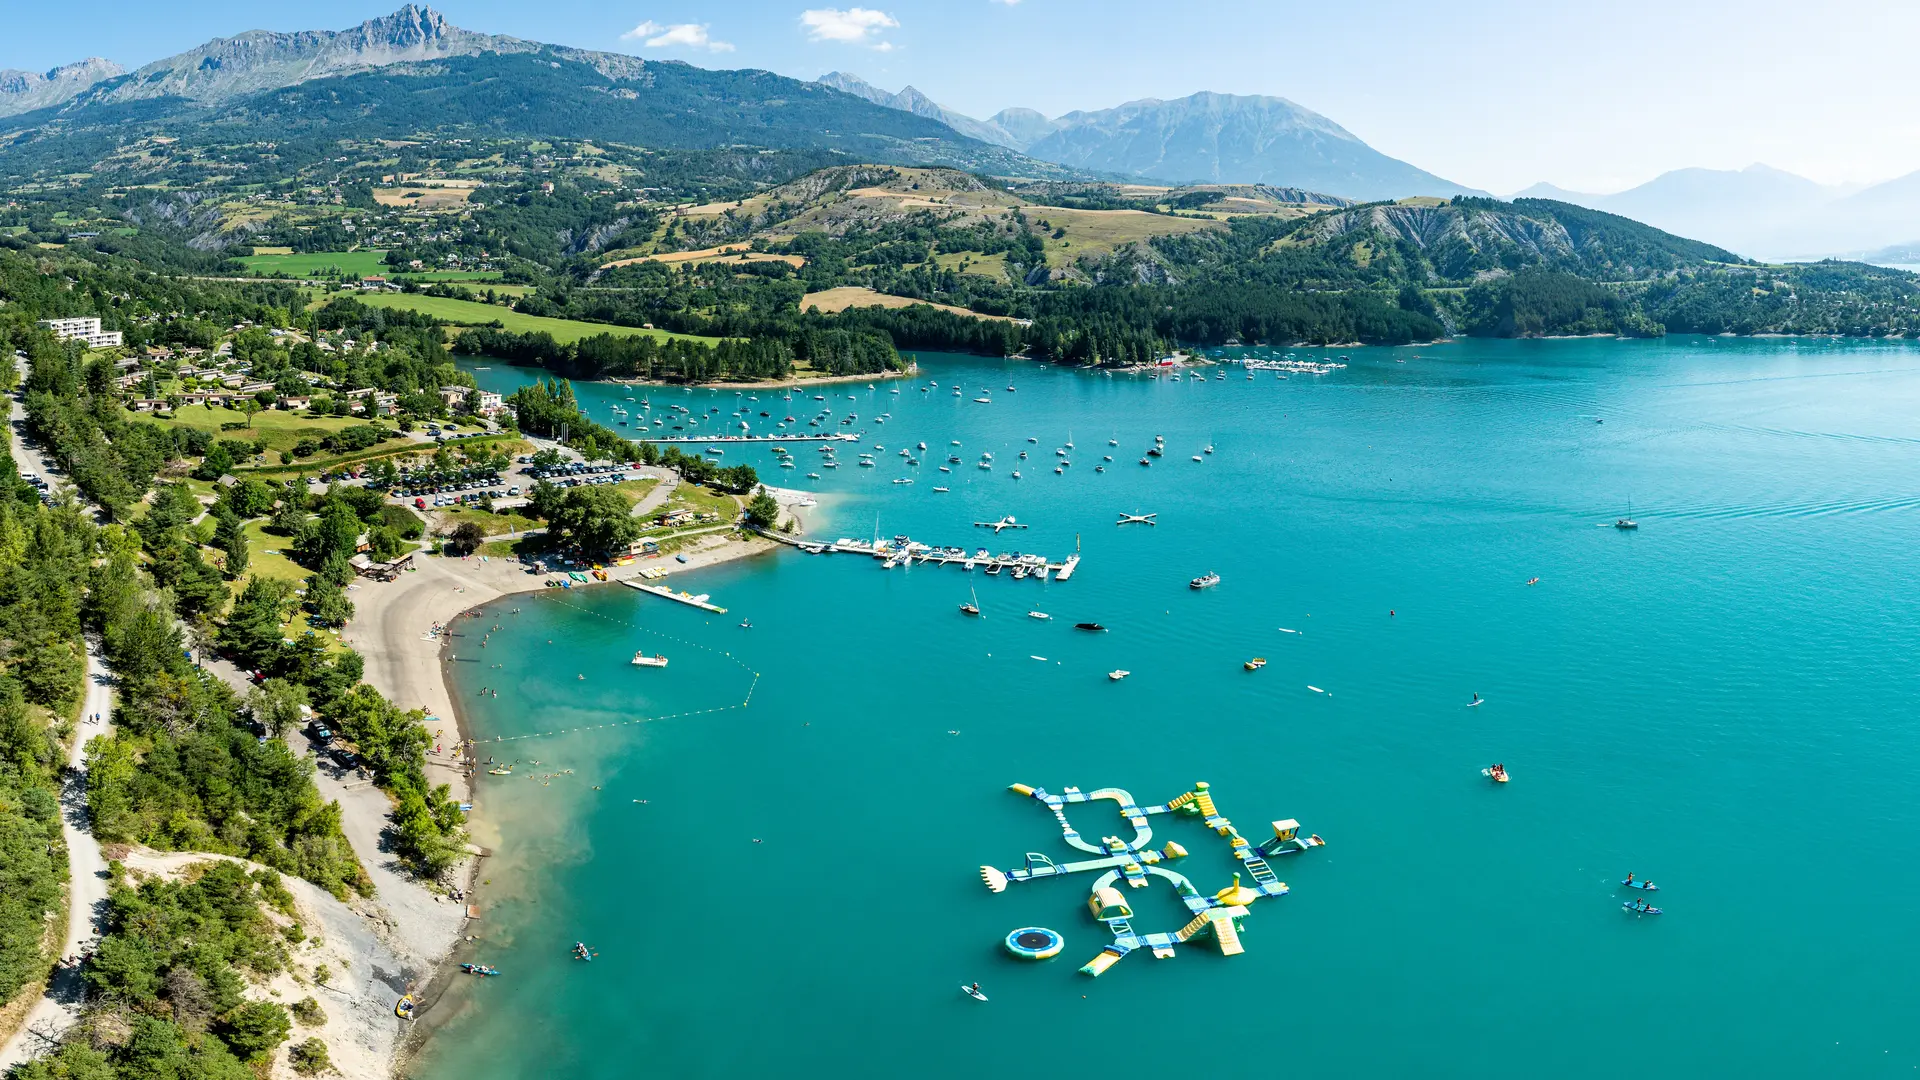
<box><xmin>335</xmin><ymin>486</ymin><xmax>820</xmax><ymax>1074</ymax></box>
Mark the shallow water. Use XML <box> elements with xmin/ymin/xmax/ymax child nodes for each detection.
<box><xmin>427</xmin><ymin>339</ymin><xmax>1920</xmax><ymax>1078</ymax></box>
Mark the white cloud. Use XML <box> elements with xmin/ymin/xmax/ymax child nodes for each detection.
<box><xmin>800</xmin><ymin>8</ymin><xmax>899</xmax><ymax>47</ymax></box>
<box><xmin>621</xmin><ymin>19</ymin><xmax>734</xmax><ymax>52</ymax></box>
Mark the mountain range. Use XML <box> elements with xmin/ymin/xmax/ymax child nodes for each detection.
<box><xmin>1513</xmin><ymin>164</ymin><xmax>1920</xmax><ymax>261</ymax></box>
<box><xmin>813</xmin><ymin>73</ymin><xmax>1481</xmax><ymax>201</ymax></box>
<box><xmin>1</xmin><ymin>12</ymin><xmax>1486</xmax><ymax>204</ymax></box>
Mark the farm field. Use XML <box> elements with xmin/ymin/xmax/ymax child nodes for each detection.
<box><xmin>239</xmin><ymin>249</ymin><xmax>389</xmax><ymax>277</ymax></box>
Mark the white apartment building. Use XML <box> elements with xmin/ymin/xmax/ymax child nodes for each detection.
<box><xmin>38</xmin><ymin>317</ymin><xmax>123</xmax><ymax>349</ymax></box>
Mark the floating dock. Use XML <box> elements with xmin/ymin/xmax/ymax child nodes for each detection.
<box><xmin>757</xmin><ymin>530</ymin><xmax>1081</xmax><ymax>582</ymax></box>
<box><xmin>979</xmin><ymin>781</ymin><xmax>1323</xmax><ymax>976</ymax></box>
<box><xmin>638</xmin><ymin>433</ymin><xmax>860</xmax><ymax>444</ymax></box>
<box><xmin>619</xmin><ymin>579</ymin><xmax>727</xmax><ymax>613</ymax></box>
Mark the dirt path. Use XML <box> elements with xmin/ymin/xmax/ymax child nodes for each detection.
<box><xmin>0</xmin><ymin>645</ymin><xmax>114</xmax><ymax>1072</ymax></box>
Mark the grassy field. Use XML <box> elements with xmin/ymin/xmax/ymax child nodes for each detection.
<box><xmin>349</xmin><ymin>293</ymin><xmax>724</xmax><ymax>345</ymax></box>
<box><xmin>660</xmin><ymin>483</ymin><xmax>739</xmax><ymax>521</ymax></box>
<box><xmin>240</xmin><ymin>249</ymin><xmax>389</xmax><ymax>277</ymax></box>
<box><xmin>1026</xmin><ymin>207</ymin><xmax>1220</xmax><ymax>267</ymax></box>
<box><xmin>933</xmin><ymin>251</ymin><xmax>1010</xmax><ymax>280</ymax></box>
<box><xmin>798</xmin><ymin>286</ymin><xmax>1019</xmax><ymax>323</ymax></box>
<box><xmin>130</xmin><ymin>406</ymin><xmax>374</xmax><ymax>453</ymax></box>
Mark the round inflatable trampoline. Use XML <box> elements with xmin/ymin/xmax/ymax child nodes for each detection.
<box><xmin>1004</xmin><ymin>926</ymin><xmax>1065</xmax><ymax>960</ymax></box>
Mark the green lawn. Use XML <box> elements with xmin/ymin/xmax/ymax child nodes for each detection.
<box><xmin>239</xmin><ymin>521</ymin><xmax>309</xmax><ymax>588</ymax></box>
<box><xmin>130</xmin><ymin>406</ymin><xmax>374</xmax><ymax>453</ymax></box>
<box><xmin>240</xmin><ymin>250</ymin><xmax>389</xmax><ymax>277</ymax></box>
<box><xmin>660</xmin><ymin>483</ymin><xmax>739</xmax><ymax>521</ymax></box>
<box><xmin>348</xmin><ymin>293</ymin><xmax>724</xmax><ymax>345</ymax></box>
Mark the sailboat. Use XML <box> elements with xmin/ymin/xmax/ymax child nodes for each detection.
<box><xmin>1614</xmin><ymin>500</ymin><xmax>1638</xmax><ymax>530</ymax></box>
<box><xmin>959</xmin><ymin>585</ymin><xmax>982</xmax><ymax>617</ymax></box>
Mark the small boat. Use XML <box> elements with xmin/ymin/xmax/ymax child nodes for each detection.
<box><xmin>892</xmin><ymin>478</ymin><xmax>913</xmax><ymax>485</ymax></box>
<box><xmin>395</xmin><ymin>995</ymin><xmax>416</xmax><ymax>1019</ymax></box>
<box><xmin>1028</xmin><ymin>611</ymin><xmax>1050</xmax><ymax>620</ymax></box>
<box><xmin>938</xmin><ymin>466</ymin><xmax>951</xmax><ymax>473</ymax></box>
<box><xmin>1244</xmin><ymin>657</ymin><xmax>1266</xmax><ymax>671</ymax></box>
<box><xmin>1483</xmin><ymin>764</ymin><xmax>1509</xmax><ymax>783</ymax></box>
<box><xmin>487</xmin><ymin>766</ymin><xmax>513</xmax><ymax>776</ymax></box>
<box><xmin>1074</xmin><ymin>622</ymin><xmax>1107</xmax><ymax>632</ymax></box>
<box><xmin>1191</xmin><ymin>455</ymin><xmax>1202</xmax><ymax>462</ymax></box>
<box><xmin>1622</xmin><ymin>899</ymin><xmax>1663</xmax><ymax>915</ymax></box>
<box><xmin>1615</xmin><ymin>499</ymin><xmax>1638</xmax><ymax>530</ymax></box>
<box><xmin>1621</xmin><ymin>876</ymin><xmax>1658</xmax><ymax>891</ymax></box>
<box><xmin>1189</xmin><ymin>572</ymin><xmax>1221</xmax><ymax>590</ymax></box>
<box><xmin>573</xmin><ymin>942</ymin><xmax>594</xmax><ymax>961</ymax></box>
<box><xmin>807</xmin><ymin>473</ymin><xmax>820</xmax><ymax>479</ymax></box>
<box><xmin>933</xmin><ymin>486</ymin><xmax>950</xmax><ymax>492</ymax></box>
<box><xmin>1139</xmin><ymin>458</ymin><xmax>1151</xmax><ymax>466</ymax></box>
<box><xmin>460</xmin><ymin>963</ymin><xmax>501</xmax><ymax>977</ymax></box>
<box><xmin>1108</xmin><ymin>670</ymin><xmax>1130</xmax><ymax>681</ymax></box>
<box><xmin>960</xmin><ymin>587</ymin><xmax>981</xmax><ymax>616</ymax></box>
<box><xmin>1012</xmin><ymin>471</ymin><xmax>1022</xmax><ymax>479</ymax></box>
<box><xmin>962</xmin><ymin>984</ymin><xmax>989</xmax><ymax>1002</ymax></box>
<box><xmin>631</xmin><ymin>652</ymin><xmax>669</xmax><ymax>668</ymax></box>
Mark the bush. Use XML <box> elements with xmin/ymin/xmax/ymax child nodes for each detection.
<box><xmin>291</xmin><ymin>996</ymin><xmax>325</xmax><ymax>1026</ymax></box>
<box><xmin>290</xmin><ymin>1037</ymin><xmax>333</xmax><ymax>1075</ymax></box>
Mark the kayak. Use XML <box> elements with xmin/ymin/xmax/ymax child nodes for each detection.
<box><xmin>961</xmin><ymin>984</ymin><xmax>989</xmax><ymax>1002</ymax></box>
<box><xmin>395</xmin><ymin>995</ymin><xmax>416</xmax><ymax>1019</ymax></box>
<box><xmin>1622</xmin><ymin>900</ymin><xmax>1663</xmax><ymax>915</ymax></box>
<box><xmin>1621</xmin><ymin>878</ymin><xmax>1659</xmax><ymax>891</ymax></box>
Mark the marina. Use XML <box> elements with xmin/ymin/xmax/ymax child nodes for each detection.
<box><xmin>759</xmin><ymin>529</ymin><xmax>1081</xmax><ymax>581</ymax></box>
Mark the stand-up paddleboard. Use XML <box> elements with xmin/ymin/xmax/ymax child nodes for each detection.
<box><xmin>961</xmin><ymin>984</ymin><xmax>988</xmax><ymax>1002</ymax></box>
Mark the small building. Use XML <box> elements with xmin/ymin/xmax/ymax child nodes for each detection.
<box><xmin>349</xmin><ymin>552</ymin><xmax>415</xmax><ymax>582</ymax></box>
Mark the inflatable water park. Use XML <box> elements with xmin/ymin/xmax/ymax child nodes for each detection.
<box><xmin>980</xmin><ymin>781</ymin><xmax>1324</xmax><ymax>976</ymax></box>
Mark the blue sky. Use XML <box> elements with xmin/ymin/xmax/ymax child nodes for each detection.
<box><xmin>5</xmin><ymin>0</ymin><xmax>1916</xmax><ymax>194</ymax></box>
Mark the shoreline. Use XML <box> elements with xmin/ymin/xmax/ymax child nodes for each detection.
<box><xmin>355</xmin><ymin>488</ymin><xmax>820</xmax><ymax>1076</ymax></box>
<box><xmin>465</xmin><ymin>361</ymin><xmax>922</xmax><ymax>393</ymax></box>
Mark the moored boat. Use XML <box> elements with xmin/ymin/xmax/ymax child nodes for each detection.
<box><xmin>1189</xmin><ymin>572</ymin><xmax>1221</xmax><ymax>589</ymax></box>
<box><xmin>1244</xmin><ymin>657</ymin><xmax>1266</xmax><ymax>671</ymax></box>
<box><xmin>631</xmin><ymin>652</ymin><xmax>669</xmax><ymax>668</ymax></box>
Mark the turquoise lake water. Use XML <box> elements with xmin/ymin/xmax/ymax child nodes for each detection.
<box><xmin>424</xmin><ymin>339</ymin><xmax>1920</xmax><ymax>1078</ymax></box>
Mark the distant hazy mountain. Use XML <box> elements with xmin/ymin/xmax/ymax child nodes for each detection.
<box><xmin>1023</xmin><ymin>92</ymin><xmax>1480</xmax><ymax>199</ymax></box>
<box><xmin>811</xmin><ymin>79</ymin><xmax>1478</xmax><ymax>200</ymax></box>
<box><xmin>815</xmin><ymin>72</ymin><xmax>1023</xmax><ymax>149</ymax></box>
<box><xmin>1503</xmin><ymin>164</ymin><xmax>1920</xmax><ymax>261</ymax></box>
<box><xmin>987</xmin><ymin>107</ymin><xmax>1059</xmax><ymax>148</ymax></box>
<box><xmin>1508</xmin><ymin>165</ymin><xmax>1844</xmax><ymax>258</ymax></box>
<box><xmin>0</xmin><ymin>59</ymin><xmax>124</xmax><ymax>117</ymax></box>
